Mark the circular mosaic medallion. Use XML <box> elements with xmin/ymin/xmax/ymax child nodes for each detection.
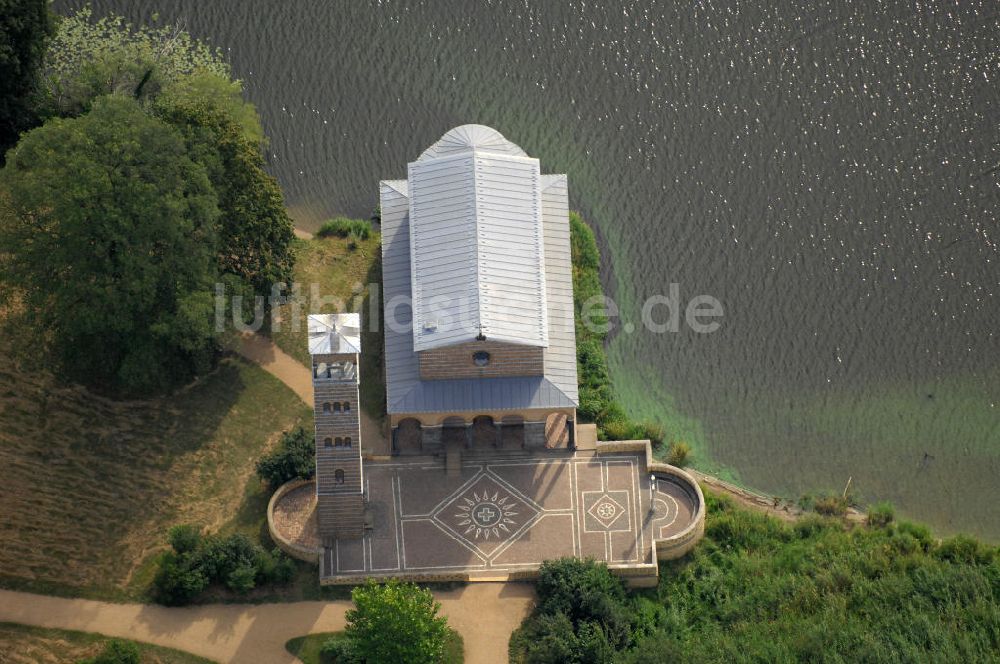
<box><xmin>470</xmin><ymin>502</ymin><xmax>504</xmax><ymax>528</ymax></box>
<box><xmin>596</xmin><ymin>501</ymin><xmax>618</xmax><ymax>520</ymax></box>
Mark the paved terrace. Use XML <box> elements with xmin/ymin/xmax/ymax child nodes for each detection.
<box><xmin>318</xmin><ymin>446</ymin><xmax>702</xmax><ymax>583</ymax></box>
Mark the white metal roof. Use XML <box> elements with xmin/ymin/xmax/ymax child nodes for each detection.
<box><xmin>407</xmin><ymin>125</ymin><xmax>547</xmax><ymax>352</ymax></box>
<box><xmin>308</xmin><ymin>313</ymin><xmax>361</xmax><ymax>355</ymax></box>
<box><xmin>379</xmin><ymin>172</ymin><xmax>578</xmax><ymax>414</ymax></box>
<box><xmin>418</xmin><ymin>124</ymin><xmax>527</xmax><ymax>161</ymax></box>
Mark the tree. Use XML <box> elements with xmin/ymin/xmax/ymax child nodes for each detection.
<box><xmin>256</xmin><ymin>428</ymin><xmax>316</xmax><ymax>488</ymax></box>
<box><xmin>345</xmin><ymin>579</ymin><xmax>450</xmax><ymax>664</ymax></box>
<box><xmin>42</xmin><ymin>9</ymin><xmax>294</xmax><ymax>302</ymax></box>
<box><xmin>0</xmin><ymin>0</ymin><xmax>55</xmax><ymax>158</ymax></box>
<box><xmin>41</xmin><ymin>7</ymin><xmax>230</xmax><ymax>118</ymax></box>
<box><xmin>0</xmin><ymin>95</ymin><xmax>219</xmax><ymax>394</ymax></box>
<box><xmin>157</xmin><ymin>85</ymin><xmax>294</xmax><ymax>296</ymax></box>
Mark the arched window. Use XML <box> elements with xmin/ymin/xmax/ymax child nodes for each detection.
<box><xmin>334</xmin><ymin>402</ymin><xmax>342</xmax><ymax>413</ymax></box>
<box><xmin>324</xmin><ymin>437</ymin><xmax>332</xmax><ymax>448</ymax></box>
<box><xmin>343</xmin><ymin>401</ymin><xmax>351</xmax><ymax>412</ymax></box>
<box><xmin>334</xmin><ymin>469</ymin><xmax>345</xmax><ymax>484</ymax></box>
<box><xmin>322</xmin><ymin>402</ymin><xmax>331</xmax><ymax>413</ymax></box>
<box><xmin>344</xmin><ymin>437</ymin><xmax>352</xmax><ymax>447</ymax></box>
<box><xmin>335</xmin><ymin>437</ymin><xmax>343</xmax><ymax>446</ymax></box>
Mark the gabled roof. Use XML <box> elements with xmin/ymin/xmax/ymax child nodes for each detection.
<box><xmin>407</xmin><ymin>125</ymin><xmax>548</xmax><ymax>352</ymax></box>
<box><xmin>379</xmin><ymin>160</ymin><xmax>579</xmax><ymax>414</ymax></box>
<box><xmin>308</xmin><ymin>313</ymin><xmax>361</xmax><ymax>355</ymax></box>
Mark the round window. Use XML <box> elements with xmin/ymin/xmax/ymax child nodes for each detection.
<box><xmin>473</xmin><ymin>351</ymin><xmax>490</xmax><ymax>367</ymax></box>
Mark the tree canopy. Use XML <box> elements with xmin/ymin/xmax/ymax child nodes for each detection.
<box><xmin>345</xmin><ymin>579</ymin><xmax>450</xmax><ymax>664</ymax></box>
<box><xmin>0</xmin><ymin>0</ymin><xmax>55</xmax><ymax>157</ymax></box>
<box><xmin>0</xmin><ymin>95</ymin><xmax>219</xmax><ymax>394</ymax></box>
<box><xmin>0</xmin><ymin>8</ymin><xmax>294</xmax><ymax>394</ymax></box>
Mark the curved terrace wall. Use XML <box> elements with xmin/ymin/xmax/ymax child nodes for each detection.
<box><xmin>267</xmin><ymin>478</ymin><xmax>322</xmax><ymax>564</ymax></box>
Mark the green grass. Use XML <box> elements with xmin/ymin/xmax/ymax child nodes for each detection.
<box><xmin>285</xmin><ymin>629</ymin><xmax>463</xmax><ymax>664</ymax></box>
<box><xmin>0</xmin><ymin>351</ymin><xmax>313</xmax><ymax>602</ymax></box>
<box><xmin>0</xmin><ymin>622</ymin><xmax>213</xmax><ymax>663</ymax></box>
<box><xmin>268</xmin><ymin>233</ymin><xmax>385</xmax><ymax>423</ymax></box>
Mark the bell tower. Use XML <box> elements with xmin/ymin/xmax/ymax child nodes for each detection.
<box><xmin>308</xmin><ymin>314</ymin><xmax>364</xmax><ymax>541</ymax></box>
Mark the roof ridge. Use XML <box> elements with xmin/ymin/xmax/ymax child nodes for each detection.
<box><xmin>471</xmin><ymin>150</ymin><xmax>485</xmax><ymax>337</ymax></box>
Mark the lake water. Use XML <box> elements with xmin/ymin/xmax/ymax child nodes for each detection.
<box><xmin>55</xmin><ymin>0</ymin><xmax>1000</xmax><ymax>539</ymax></box>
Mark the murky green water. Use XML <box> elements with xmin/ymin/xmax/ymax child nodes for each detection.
<box><xmin>55</xmin><ymin>0</ymin><xmax>1000</xmax><ymax>539</ymax></box>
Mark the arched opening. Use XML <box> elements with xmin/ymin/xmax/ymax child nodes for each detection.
<box><xmin>344</xmin><ymin>437</ymin><xmax>352</xmax><ymax>447</ymax></box>
<box><xmin>324</xmin><ymin>437</ymin><xmax>333</xmax><ymax>448</ymax></box>
<box><xmin>334</xmin><ymin>469</ymin><xmax>345</xmax><ymax>484</ymax></box>
<box><xmin>471</xmin><ymin>415</ymin><xmax>498</xmax><ymax>449</ymax></box>
<box><xmin>395</xmin><ymin>418</ymin><xmax>423</xmax><ymax>454</ymax></box>
<box><xmin>545</xmin><ymin>412</ymin><xmax>570</xmax><ymax>449</ymax></box>
<box><xmin>322</xmin><ymin>402</ymin><xmax>331</xmax><ymax>413</ymax></box>
<box><xmin>501</xmin><ymin>415</ymin><xmax>525</xmax><ymax>449</ymax></box>
<box><xmin>442</xmin><ymin>416</ymin><xmax>467</xmax><ymax>448</ymax></box>
<box><xmin>335</xmin><ymin>437</ymin><xmax>343</xmax><ymax>446</ymax></box>
<box><xmin>334</xmin><ymin>402</ymin><xmax>342</xmax><ymax>413</ymax></box>
<box><xmin>343</xmin><ymin>402</ymin><xmax>351</xmax><ymax>412</ymax></box>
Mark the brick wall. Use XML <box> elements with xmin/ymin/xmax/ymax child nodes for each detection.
<box><xmin>312</xmin><ymin>350</ymin><xmax>365</xmax><ymax>540</ymax></box>
<box><xmin>418</xmin><ymin>340</ymin><xmax>544</xmax><ymax>380</ymax></box>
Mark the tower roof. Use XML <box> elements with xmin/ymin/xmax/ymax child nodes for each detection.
<box><xmin>308</xmin><ymin>314</ymin><xmax>361</xmax><ymax>355</ymax></box>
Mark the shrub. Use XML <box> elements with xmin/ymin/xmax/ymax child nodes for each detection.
<box><xmin>317</xmin><ymin>217</ymin><xmax>372</xmax><ymax>240</ymax></box>
<box><xmin>151</xmin><ymin>552</ymin><xmax>208</xmax><ymax>607</ymax></box>
<box><xmin>666</xmin><ymin>440</ymin><xmax>691</xmax><ymax>467</ymax></box>
<box><xmin>867</xmin><ymin>502</ymin><xmax>895</xmax><ymax>528</ymax></box>
<box><xmin>813</xmin><ymin>495</ymin><xmax>849</xmax><ymax>517</ymax></box>
<box><xmin>153</xmin><ymin>528</ymin><xmax>294</xmax><ymax>605</ymax></box>
<box><xmin>256</xmin><ymin>427</ymin><xmax>315</xmax><ymax>488</ymax></box>
<box><xmin>601</xmin><ymin>419</ymin><xmax>634</xmax><ymax>441</ymax></box>
<box><xmin>320</xmin><ymin>637</ymin><xmax>362</xmax><ymax>664</ymax></box>
<box><xmin>168</xmin><ymin>524</ymin><xmax>202</xmax><ymax>554</ymax></box>
<box><xmin>935</xmin><ymin>534</ymin><xmax>996</xmax><ymax>565</ymax></box>
<box><xmin>639</xmin><ymin>422</ymin><xmax>666</xmax><ymax>448</ymax></box>
<box><xmin>80</xmin><ymin>639</ymin><xmax>141</xmax><ymax>664</ymax></box>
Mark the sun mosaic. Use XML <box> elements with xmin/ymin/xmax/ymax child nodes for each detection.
<box><xmin>433</xmin><ymin>471</ymin><xmax>540</xmax><ymax>557</ymax></box>
<box><xmin>453</xmin><ymin>491</ymin><xmax>519</xmax><ymax>540</ymax></box>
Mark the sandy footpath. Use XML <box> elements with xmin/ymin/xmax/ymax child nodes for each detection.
<box><xmin>0</xmin><ymin>583</ymin><xmax>533</xmax><ymax>664</ymax></box>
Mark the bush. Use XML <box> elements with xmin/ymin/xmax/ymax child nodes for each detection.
<box><xmin>867</xmin><ymin>502</ymin><xmax>895</xmax><ymax>528</ymax></box>
<box><xmin>80</xmin><ymin>639</ymin><xmax>140</xmax><ymax>664</ymax></box>
<box><xmin>168</xmin><ymin>524</ymin><xmax>203</xmax><ymax>554</ymax></box>
<box><xmin>799</xmin><ymin>491</ymin><xmax>850</xmax><ymax>517</ymax></box>
<box><xmin>320</xmin><ymin>637</ymin><xmax>362</xmax><ymax>664</ymax></box>
<box><xmin>601</xmin><ymin>419</ymin><xmax>634</xmax><ymax>441</ymax></box>
<box><xmin>639</xmin><ymin>422</ymin><xmax>666</xmax><ymax>448</ymax></box>
<box><xmin>317</xmin><ymin>217</ymin><xmax>372</xmax><ymax>240</ymax></box>
<box><xmin>153</xmin><ymin>527</ymin><xmax>294</xmax><ymax>605</ymax></box>
<box><xmin>151</xmin><ymin>552</ymin><xmax>208</xmax><ymax>607</ymax></box>
<box><xmin>666</xmin><ymin>440</ymin><xmax>691</xmax><ymax>467</ymax></box>
<box><xmin>256</xmin><ymin>427</ymin><xmax>315</xmax><ymax>488</ymax></box>
<box><xmin>935</xmin><ymin>534</ymin><xmax>996</xmax><ymax>565</ymax></box>
<box><xmin>512</xmin><ymin>558</ymin><xmax>653</xmax><ymax>663</ymax></box>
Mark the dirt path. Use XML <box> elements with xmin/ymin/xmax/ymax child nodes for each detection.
<box><xmin>0</xmin><ymin>584</ymin><xmax>533</xmax><ymax>664</ymax></box>
<box><xmin>229</xmin><ymin>332</ymin><xmax>388</xmax><ymax>454</ymax></box>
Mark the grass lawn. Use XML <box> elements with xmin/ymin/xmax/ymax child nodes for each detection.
<box><xmin>268</xmin><ymin>234</ymin><xmax>385</xmax><ymax>423</ymax></box>
<box><xmin>285</xmin><ymin>629</ymin><xmax>464</xmax><ymax>664</ymax></box>
<box><xmin>0</xmin><ymin>622</ymin><xmax>213</xmax><ymax>663</ymax></box>
<box><xmin>0</xmin><ymin>350</ymin><xmax>314</xmax><ymax>601</ymax></box>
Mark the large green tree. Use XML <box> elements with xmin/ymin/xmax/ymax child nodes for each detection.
<box><xmin>40</xmin><ymin>8</ymin><xmax>294</xmax><ymax>299</ymax></box>
<box><xmin>0</xmin><ymin>0</ymin><xmax>55</xmax><ymax>157</ymax></box>
<box><xmin>0</xmin><ymin>95</ymin><xmax>219</xmax><ymax>394</ymax></box>
<box><xmin>345</xmin><ymin>579</ymin><xmax>450</xmax><ymax>664</ymax></box>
